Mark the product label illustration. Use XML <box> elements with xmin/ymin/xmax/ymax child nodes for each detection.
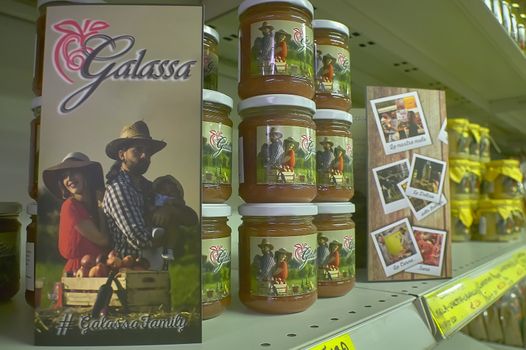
<box><xmin>256</xmin><ymin>125</ymin><xmax>316</xmax><ymax>185</ymax></box>
<box><xmin>316</xmin><ymin>229</ymin><xmax>355</xmax><ymax>282</ymax></box>
<box><xmin>249</xmin><ymin>235</ymin><xmax>317</xmax><ymax>298</ymax></box>
<box><xmin>250</xmin><ymin>20</ymin><xmax>314</xmax><ymax>79</ymax></box>
<box><xmin>314</xmin><ymin>44</ymin><xmax>351</xmax><ymax>98</ymax></box>
<box><xmin>202</xmin><ymin>121</ymin><xmax>232</xmax><ymax>185</ymax></box>
<box><xmin>315</xmin><ymin>135</ymin><xmax>353</xmax><ymax>189</ymax></box>
<box><xmin>202</xmin><ymin>237</ymin><xmax>231</xmax><ymax>303</ymax></box>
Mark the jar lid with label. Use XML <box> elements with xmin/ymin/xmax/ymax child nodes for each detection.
<box><xmin>238</xmin><ymin>94</ymin><xmax>316</xmax><ymax>115</ymax></box>
<box><xmin>238</xmin><ymin>0</ymin><xmax>314</xmax><ymax>16</ymax></box>
<box><xmin>239</xmin><ymin>203</ymin><xmax>318</xmax><ymax>216</ymax></box>
<box><xmin>38</xmin><ymin>0</ymin><xmax>105</xmax><ymax>7</ymax></box>
<box><xmin>203</xmin><ymin>89</ymin><xmax>233</xmax><ymax>110</ymax></box>
<box><xmin>204</xmin><ymin>25</ymin><xmax>220</xmax><ymax>44</ymax></box>
<box><xmin>312</xmin><ymin>19</ymin><xmax>350</xmax><ymax>36</ymax></box>
<box><xmin>202</xmin><ymin>204</ymin><xmax>232</xmax><ymax>217</ymax></box>
<box><xmin>313</xmin><ymin>109</ymin><xmax>353</xmax><ymax>123</ymax></box>
<box><xmin>316</xmin><ymin>202</ymin><xmax>355</xmax><ymax>214</ymax></box>
<box><xmin>0</xmin><ymin>202</ymin><xmax>22</xmax><ymax>216</ymax></box>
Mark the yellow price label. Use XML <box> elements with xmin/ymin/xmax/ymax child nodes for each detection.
<box><xmin>310</xmin><ymin>334</ymin><xmax>355</xmax><ymax>350</ymax></box>
<box><xmin>425</xmin><ymin>248</ymin><xmax>526</xmax><ymax>337</ymax></box>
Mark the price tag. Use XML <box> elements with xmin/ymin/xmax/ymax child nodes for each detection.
<box><xmin>424</xmin><ymin>247</ymin><xmax>526</xmax><ymax>337</ymax></box>
<box><xmin>310</xmin><ymin>334</ymin><xmax>355</xmax><ymax>350</ymax></box>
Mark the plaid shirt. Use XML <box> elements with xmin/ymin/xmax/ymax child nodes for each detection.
<box><xmin>103</xmin><ymin>170</ymin><xmax>153</xmax><ymax>257</ymax></box>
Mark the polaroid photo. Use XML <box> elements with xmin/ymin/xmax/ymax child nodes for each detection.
<box><xmin>370</xmin><ymin>218</ymin><xmax>423</xmax><ymax>277</ymax></box>
<box><xmin>370</xmin><ymin>91</ymin><xmax>432</xmax><ymax>155</ymax></box>
<box><xmin>397</xmin><ymin>180</ymin><xmax>447</xmax><ymax>221</ymax></box>
<box><xmin>406</xmin><ymin>154</ymin><xmax>447</xmax><ymax>204</ymax></box>
<box><xmin>406</xmin><ymin>227</ymin><xmax>447</xmax><ymax>277</ymax></box>
<box><xmin>438</xmin><ymin>119</ymin><xmax>448</xmax><ymax>144</ymax></box>
<box><xmin>372</xmin><ymin>159</ymin><xmax>411</xmax><ymax>214</ymax></box>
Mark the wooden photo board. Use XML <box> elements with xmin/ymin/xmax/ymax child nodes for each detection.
<box><xmin>366</xmin><ymin>86</ymin><xmax>451</xmax><ymax>281</ymax></box>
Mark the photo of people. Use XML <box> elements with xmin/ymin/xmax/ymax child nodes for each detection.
<box><xmin>314</xmin><ymin>46</ymin><xmax>351</xmax><ymax>96</ymax></box>
<box><xmin>372</xmin><ymin>159</ymin><xmax>411</xmax><ymax>214</ymax></box>
<box><xmin>397</xmin><ymin>180</ymin><xmax>447</xmax><ymax>221</ymax></box>
<box><xmin>250</xmin><ymin>20</ymin><xmax>314</xmax><ymax>78</ymax></box>
<box><xmin>370</xmin><ymin>218</ymin><xmax>423</xmax><ymax>277</ymax></box>
<box><xmin>406</xmin><ymin>154</ymin><xmax>447</xmax><ymax>203</ymax></box>
<box><xmin>406</xmin><ymin>228</ymin><xmax>447</xmax><ymax>277</ymax></box>
<box><xmin>370</xmin><ymin>91</ymin><xmax>432</xmax><ymax>155</ymax></box>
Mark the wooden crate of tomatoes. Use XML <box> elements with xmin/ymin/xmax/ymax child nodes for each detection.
<box><xmin>61</xmin><ymin>251</ymin><xmax>171</xmax><ymax>312</ymax></box>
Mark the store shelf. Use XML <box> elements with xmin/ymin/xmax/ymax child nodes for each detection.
<box><xmin>2</xmin><ymin>240</ymin><xmax>525</xmax><ymax>349</ymax></box>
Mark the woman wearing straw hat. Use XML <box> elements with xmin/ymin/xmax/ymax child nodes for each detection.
<box><xmin>43</xmin><ymin>152</ymin><xmax>110</xmax><ymax>274</ymax></box>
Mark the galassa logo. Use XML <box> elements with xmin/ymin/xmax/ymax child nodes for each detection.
<box><xmin>209</xmin><ymin>129</ymin><xmax>231</xmax><ymax>158</ymax></box>
<box><xmin>293</xmin><ymin>243</ymin><xmax>316</xmax><ymax>270</ymax></box>
<box><xmin>208</xmin><ymin>245</ymin><xmax>230</xmax><ymax>273</ymax></box>
<box><xmin>52</xmin><ymin>19</ymin><xmax>197</xmax><ymax>114</ymax></box>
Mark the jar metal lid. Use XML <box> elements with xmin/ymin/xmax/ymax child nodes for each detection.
<box><xmin>203</xmin><ymin>89</ymin><xmax>234</xmax><ymax>110</ymax></box>
<box><xmin>239</xmin><ymin>203</ymin><xmax>317</xmax><ymax>216</ymax></box>
<box><xmin>316</xmin><ymin>202</ymin><xmax>355</xmax><ymax>214</ymax></box>
<box><xmin>314</xmin><ymin>109</ymin><xmax>353</xmax><ymax>123</ymax></box>
<box><xmin>238</xmin><ymin>0</ymin><xmax>314</xmax><ymax>17</ymax></box>
<box><xmin>480</xmin><ymin>126</ymin><xmax>490</xmax><ymax>133</ymax></box>
<box><xmin>27</xmin><ymin>202</ymin><xmax>38</xmax><ymax>216</ymax></box>
<box><xmin>468</xmin><ymin>123</ymin><xmax>480</xmax><ymax>131</ymax></box>
<box><xmin>38</xmin><ymin>0</ymin><xmax>105</xmax><ymax>7</ymax></box>
<box><xmin>313</xmin><ymin>19</ymin><xmax>350</xmax><ymax>37</ymax></box>
<box><xmin>204</xmin><ymin>25</ymin><xmax>220</xmax><ymax>43</ymax></box>
<box><xmin>202</xmin><ymin>204</ymin><xmax>231</xmax><ymax>217</ymax></box>
<box><xmin>238</xmin><ymin>94</ymin><xmax>316</xmax><ymax>114</ymax></box>
<box><xmin>0</xmin><ymin>202</ymin><xmax>22</xmax><ymax>216</ymax></box>
<box><xmin>448</xmin><ymin>118</ymin><xmax>469</xmax><ymax>126</ymax></box>
<box><xmin>32</xmin><ymin>97</ymin><xmax>42</xmax><ymax>110</ymax></box>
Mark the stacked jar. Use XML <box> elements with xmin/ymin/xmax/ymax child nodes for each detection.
<box><xmin>237</xmin><ymin>0</ymin><xmax>321</xmax><ymax>314</ymax></box>
<box><xmin>201</xmin><ymin>25</ymin><xmax>235</xmax><ymax>319</ymax></box>
<box><xmin>237</xmin><ymin>0</ymin><xmax>357</xmax><ymax>312</ymax></box>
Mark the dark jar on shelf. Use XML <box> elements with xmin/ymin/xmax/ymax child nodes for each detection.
<box><xmin>0</xmin><ymin>202</ymin><xmax>22</xmax><ymax>302</ymax></box>
<box><xmin>202</xmin><ymin>204</ymin><xmax>232</xmax><ymax>320</ymax></box>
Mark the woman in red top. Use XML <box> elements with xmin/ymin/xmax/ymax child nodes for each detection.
<box><xmin>272</xmin><ymin>248</ymin><xmax>291</xmax><ymax>284</ymax></box>
<box><xmin>43</xmin><ymin>152</ymin><xmax>110</xmax><ymax>274</ymax></box>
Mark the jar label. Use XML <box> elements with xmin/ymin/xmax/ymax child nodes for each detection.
<box><xmin>26</xmin><ymin>242</ymin><xmax>35</xmax><ymax>291</ymax></box>
<box><xmin>0</xmin><ymin>232</ymin><xmax>17</xmax><ymax>258</ymax></box>
<box><xmin>249</xmin><ymin>20</ymin><xmax>314</xmax><ymax>79</ymax></box>
<box><xmin>203</xmin><ymin>47</ymin><xmax>218</xmax><ymax>90</ymax></box>
<box><xmin>316</xmin><ymin>135</ymin><xmax>353</xmax><ymax>189</ymax></box>
<box><xmin>202</xmin><ymin>237</ymin><xmax>231</xmax><ymax>303</ymax></box>
<box><xmin>316</xmin><ymin>229</ymin><xmax>355</xmax><ymax>283</ymax></box>
<box><xmin>202</xmin><ymin>121</ymin><xmax>233</xmax><ymax>185</ymax></box>
<box><xmin>256</xmin><ymin>125</ymin><xmax>316</xmax><ymax>185</ymax></box>
<box><xmin>249</xmin><ymin>234</ymin><xmax>317</xmax><ymax>298</ymax></box>
<box><xmin>314</xmin><ymin>44</ymin><xmax>351</xmax><ymax>98</ymax></box>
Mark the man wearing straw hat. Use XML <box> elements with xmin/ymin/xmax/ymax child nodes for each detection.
<box><xmin>103</xmin><ymin>120</ymin><xmax>172</xmax><ymax>259</ymax></box>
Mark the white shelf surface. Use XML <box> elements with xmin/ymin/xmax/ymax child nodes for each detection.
<box><xmin>2</xmin><ymin>240</ymin><xmax>525</xmax><ymax>349</ymax></box>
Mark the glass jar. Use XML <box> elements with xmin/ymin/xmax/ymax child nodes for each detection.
<box><xmin>313</xmin><ymin>109</ymin><xmax>354</xmax><ymax>202</ymax></box>
<box><xmin>447</xmin><ymin>118</ymin><xmax>470</xmax><ymax>159</ymax></box>
<box><xmin>25</xmin><ymin>203</ymin><xmax>37</xmax><ymax>307</ymax></box>
<box><xmin>474</xmin><ymin>199</ymin><xmax>518</xmax><ymax>241</ymax></box>
<box><xmin>479</xmin><ymin>126</ymin><xmax>491</xmax><ymax>163</ymax></box>
<box><xmin>0</xmin><ymin>202</ymin><xmax>22</xmax><ymax>301</ymax></box>
<box><xmin>468</xmin><ymin>123</ymin><xmax>481</xmax><ymax>161</ymax></box>
<box><xmin>502</xmin><ymin>0</ymin><xmax>513</xmax><ymax>35</ymax></box>
<box><xmin>449</xmin><ymin>159</ymin><xmax>473</xmax><ymax>200</ymax></box>
<box><xmin>492</xmin><ymin>0</ymin><xmax>504</xmax><ymax>24</ymax></box>
<box><xmin>238</xmin><ymin>0</ymin><xmax>315</xmax><ymax>99</ymax></box>
<box><xmin>313</xmin><ymin>20</ymin><xmax>351</xmax><ymax>111</ymax></box>
<box><xmin>238</xmin><ymin>94</ymin><xmax>317</xmax><ymax>203</ymax></box>
<box><xmin>202</xmin><ymin>89</ymin><xmax>234</xmax><ymax>203</ymax></box>
<box><xmin>470</xmin><ymin>200</ymin><xmax>480</xmax><ymax>238</ymax></box>
<box><xmin>203</xmin><ymin>25</ymin><xmax>220</xmax><ymax>91</ymax></box>
<box><xmin>510</xmin><ymin>3</ymin><xmax>520</xmax><ymax>42</ymax></box>
<box><xmin>468</xmin><ymin>160</ymin><xmax>482</xmax><ymax>200</ymax></box>
<box><xmin>202</xmin><ymin>204</ymin><xmax>232</xmax><ymax>320</ymax></box>
<box><xmin>451</xmin><ymin>200</ymin><xmax>473</xmax><ymax>242</ymax></box>
<box><xmin>510</xmin><ymin>199</ymin><xmax>525</xmax><ymax>235</ymax></box>
<box><xmin>238</xmin><ymin>203</ymin><xmax>318</xmax><ymax>314</ymax></box>
<box><xmin>484</xmin><ymin>159</ymin><xmax>524</xmax><ymax>199</ymax></box>
<box><xmin>313</xmin><ymin>202</ymin><xmax>355</xmax><ymax>298</ymax></box>
<box><xmin>28</xmin><ymin>97</ymin><xmax>41</xmax><ymax>200</ymax></box>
